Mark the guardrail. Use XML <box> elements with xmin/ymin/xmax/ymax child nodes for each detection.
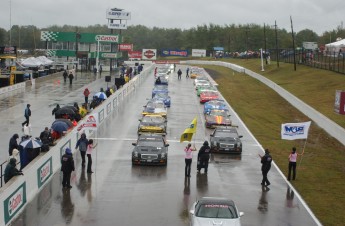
<box><xmin>0</xmin><ymin>63</ymin><xmax>153</xmax><ymax>226</ymax></box>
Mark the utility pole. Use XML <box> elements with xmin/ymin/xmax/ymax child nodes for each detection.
<box><xmin>290</xmin><ymin>16</ymin><xmax>297</xmax><ymax>71</ymax></box>
<box><xmin>245</xmin><ymin>26</ymin><xmax>249</xmax><ymax>60</ymax></box>
<box><xmin>274</xmin><ymin>20</ymin><xmax>279</xmax><ymax>68</ymax></box>
<box><xmin>264</xmin><ymin>23</ymin><xmax>267</xmax><ymax>64</ymax></box>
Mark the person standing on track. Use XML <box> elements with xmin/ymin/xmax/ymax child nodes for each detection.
<box><xmin>177</xmin><ymin>69</ymin><xmax>182</xmax><ymax>80</ymax></box>
<box><xmin>287</xmin><ymin>147</ymin><xmax>302</xmax><ymax>181</ymax></box>
<box><xmin>259</xmin><ymin>149</ymin><xmax>272</xmax><ymax>186</ymax></box>
<box><xmin>86</xmin><ymin>139</ymin><xmax>97</xmax><ymax>174</ymax></box>
<box><xmin>61</xmin><ymin>148</ymin><xmax>75</xmax><ymax>189</ymax></box>
<box><xmin>186</xmin><ymin>67</ymin><xmax>190</xmax><ymax>78</ymax></box>
<box><xmin>184</xmin><ymin>143</ymin><xmax>195</xmax><ymax>177</ymax></box>
<box><xmin>197</xmin><ymin>141</ymin><xmax>211</xmax><ymax>173</ymax></box>
<box><xmin>22</xmin><ymin>104</ymin><xmax>31</xmax><ymax>127</ymax></box>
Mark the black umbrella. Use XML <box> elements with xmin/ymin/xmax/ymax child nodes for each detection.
<box><xmin>55</xmin><ymin>107</ymin><xmax>76</xmax><ymax>118</ymax></box>
<box><xmin>53</xmin><ymin>118</ymin><xmax>73</xmax><ymax>127</ymax></box>
<box><xmin>51</xmin><ymin>120</ymin><xmax>69</xmax><ymax>133</ymax></box>
<box><xmin>62</xmin><ymin>106</ymin><xmax>79</xmax><ymax>113</ymax></box>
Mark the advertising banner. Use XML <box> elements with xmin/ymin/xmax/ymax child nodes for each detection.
<box><xmin>77</xmin><ymin>113</ymin><xmax>99</xmax><ymax>132</ymax></box>
<box><xmin>88</xmin><ymin>52</ymin><xmax>122</xmax><ymax>59</ymax></box>
<box><xmin>37</xmin><ymin>157</ymin><xmax>53</xmax><ymax>188</ymax></box>
<box><xmin>0</xmin><ymin>46</ymin><xmax>17</xmax><ymax>57</ymax></box>
<box><xmin>161</xmin><ymin>49</ymin><xmax>188</xmax><ymax>57</ymax></box>
<box><xmin>334</xmin><ymin>90</ymin><xmax>345</xmax><ymax>114</ymax></box>
<box><xmin>128</xmin><ymin>51</ymin><xmax>142</xmax><ymax>59</ymax></box>
<box><xmin>192</xmin><ymin>49</ymin><xmax>206</xmax><ymax>57</ymax></box>
<box><xmin>108</xmin><ymin>23</ymin><xmax>127</xmax><ymax>30</ymax></box>
<box><xmin>4</xmin><ymin>182</ymin><xmax>27</xmax><ymax>224</ymax></box>
<box><xmin>142</xmin><ymin>49</ymin><xmax>157</xmax><ymax>60</ymax></box>
<box><xmin>41</xmin><ymin>31</ymin><xmax>121</xmax><ymax>43</ymax></box>
<box><xmin>119</xmin><ymin>44</ymin><xmax>133</xmax><ymax>51</ymax></box>
<box><xmin>281</xmin><ymin>121</ymin><xmax>311</xmax><ymax>140</ymax></box>
<box><xmin>106</xmin><ymin>10</ymin><xmax>131</xmax><ymax>20</ymax></box>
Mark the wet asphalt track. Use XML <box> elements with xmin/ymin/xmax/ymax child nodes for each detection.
<box><xmin>2</xmin><ymin>67</ymin><xmax>320</xmax><ymax>226</ymax></box>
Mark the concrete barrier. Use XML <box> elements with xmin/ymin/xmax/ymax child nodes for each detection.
<box><xmin>0</xmin><ymin>64</ymin><xmax>153</xmax><ymax>226</ymax></box>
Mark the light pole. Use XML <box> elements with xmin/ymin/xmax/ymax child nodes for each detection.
<box><xmin>96</xmin><ymin>39</ymin><xmax>100</xmax><ymax>73</ymax></box>
<box><xmin>9</xmin><ymin>0</ymin><xmax>12</xmax><ymax>46</ymax></box>
<box><xmin>260</xmin><ymin>48</ymin><xmax>265</xmax><ymax>71</ymax></box>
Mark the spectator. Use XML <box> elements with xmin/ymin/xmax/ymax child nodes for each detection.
<box><xmin>52</xmin><ymin>104</ymin><xmax>60</xmax><ymax>116</ymax></box>
<box><xmin>61</xmin><ymin>148</ymin><xmax>75</xmax><ymax>189</ymax></box>
<box><xmin>75</xmin><ymin>133</ymin><xmax>88</xmax><ymax>167</ymax></box>
<box><xmin>63</xmin><ymin>70</ymin><xmax>68</xmax><ymax>83</ymax></box>
<box><xmin>83</xmin><ymin>88</ymin><xmax>90</xmax><ymax>106</ymax></box>
<box><xmin>68</xmin><ymin>71</ymin><xmax>74</xmax><ymax>85</ymax></box>
<box><xmin>9</xmin><ymin>133</ymin><xmax>19</xmax><ymax>156</ymax></box>
<box><xmin>4</xmin><ymin>158</ymin><xmax>23</xmax><ymax>183</ymax></box>
<box><xmin>8</xmin><ymin>148</ymin><xmax>20</xmax><ymax>170</ymax></box>
<box><xmin>21</xmin><ymin>104</ymin><xmax>31</xmax><ymax>127</ymax></box>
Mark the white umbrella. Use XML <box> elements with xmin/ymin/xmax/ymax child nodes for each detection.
<box><xmin>20</xmin><ymin>138</ymin><xmax>43</xmax><ymax>149</ymax></box>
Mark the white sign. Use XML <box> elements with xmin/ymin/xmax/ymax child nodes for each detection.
<box><xmin>303</xmin><ymin>42</ymin><xmax>318</xmax><ymax>50</ymax></box>
<box><xmin>108</xmin><ymin>22</ymin><xmax>127</xmax><ymax>30</ymax></box>
<box><xmin>106</xmin><ymin>10</ymin><xmax>131</xmax><ymax>20</ymax></box>
<box><xmin>281</xmin><ymin>121</ymin><xmax>311</xmax><ymax>140</ymax></box>
<box><xmin>192</xmin><ymin>49</ymin><xmax>206</xmax><ymax>57</ymax></box>
<box><xmin>95</xmin><ymin>35</ymin><xmax>119</xmax><ymax>43</ymax></box>
<box><xmin>142</xmin><ymin>49</ymin><xmax>157</xmax><ymax>60</ymax></box>
<box><xmin>77</xmin><ymin>113</ymin><xmax>98</xmax><ymax>132</ymax></box>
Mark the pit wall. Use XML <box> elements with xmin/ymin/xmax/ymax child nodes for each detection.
<box><xmin>0</xmin><ymin>63</ymin><xmax>153</xmax><ymax>226</ymax></box>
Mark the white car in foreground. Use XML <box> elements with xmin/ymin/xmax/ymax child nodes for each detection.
<box><xmin>190</xmin><ymin>197</ymin><xmax>244</xmax><ymax>226</ymax></box>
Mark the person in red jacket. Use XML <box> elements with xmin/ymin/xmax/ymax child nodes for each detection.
<box><xmin>83</xmin><ymin>88</ymin><xmax>90</xmax><ymax>106</ymax></box>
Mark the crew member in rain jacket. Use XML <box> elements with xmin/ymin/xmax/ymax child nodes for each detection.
<box><xmin>75</xmin><ymin>133</ymin><xmax>88</xmax><ymax>167</ymax></box>
<box><xmin>4</xmin><ymin>158</ymin><xmax>23</xmax><ymax>183</ymax></box>
<box><xmin>260</xmin><ymin>149</ymin><xmax>273</xmax><ymax>186</ymax></box>
<box><xmin>61</xmin><ymin>148</ymin><xmax>75</xmax><ymax>189</ymax></box>
<box><xmin>8</xmin><ymin>133</ymin><xmax>19</xmax><ymax>156</ymax></box>
<box><xmin>197</xmin><ymin>141</ymin><xmax>211</xmax><ymax>173</ymax></box>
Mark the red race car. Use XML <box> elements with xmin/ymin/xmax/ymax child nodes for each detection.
<box><xmin>200</xmin><ymin>91</ymin><xmax>219</xmax><ymax>103</ymax></box>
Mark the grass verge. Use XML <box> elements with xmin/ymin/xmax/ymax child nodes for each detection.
<box><xmin>201</xmin><ymin>64</ymin><xmax>345</xmax><ymax>226</ymax></box>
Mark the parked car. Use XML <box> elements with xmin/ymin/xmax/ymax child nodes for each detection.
<box><xmin>210</xmin><ymin>126</ymin><xmax>243</xmax><ymax>154</ymax></box>
<box><xmin>205</xmin><ymin>109</ymin><xmax>232</xmax><ymax>128</ymax></box>
<box><xmin>203</xmin><ymin>99</ymin><xmax>228</xmax><ymax>114</ymax></box>
<box><xmin>138</xmin><ymin>114</ymin><xmax>167</xmax><ymax>134</ymax></box>
<box><xmin>132</xmin><ymin>133</ymin><xmax>169</xmax><ymax>166</ymax></box>
<box><xmin>142</xmin><ymin>99</ymin><xmax>167</xmax><ymax>118</ymax></box>
<box><xmin>190</xmin><ymin>197</ymin><xmax>244</xmax><ymax>226</ymax></box>
<box><xmin>200</xmin><ymin>91</ymin><xmax>219</xmax><ymax>103</ymax></box>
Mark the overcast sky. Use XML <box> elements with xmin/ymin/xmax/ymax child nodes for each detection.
<box><xmin>0</xmin><ymin>0</ymin><xmax>344</xmax><ymax>36</ymax></box>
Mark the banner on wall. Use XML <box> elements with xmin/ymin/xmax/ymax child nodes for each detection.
<box><xmin>128</xmin><ymin>51</ymin><xmax>142</xmax><ymax>59</ymax></box>
<box><xmin>192</xmin><ymin>49</ymin><xmax>206</xmax><ymax>57</ymax></box>
<box><xmin>161</xmin><ymin>49</ymin><xmax>188</xmax><ymax>57</ymax></box>
<box><xmin>77</xmin><ymin>113</ymin><xmax>98</xmax><ymax>132</ymax></box>
<box><xmin>119</xmin><ymin>44</ymin><xmax>133</xmax><ymax>51</ymax></box>
<box><xmin>142</xmin><ymin>49</ymin><xmax>157</xmax><ymax>60</ymax></box>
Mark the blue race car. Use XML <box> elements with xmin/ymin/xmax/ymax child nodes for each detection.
<box><xmin>152</xmin><ymin>84</ymin><xmax>168</xmax><ymax>98</ymax></box>
<box><xmin>152</xmin><ymin>92</ymin><xmax>171</xmax><ymax>107</ymax></box>
<box><xmin>203</xmin><ymin>99</ymin><xmax>228</xmax><ymax>114</ymax></box>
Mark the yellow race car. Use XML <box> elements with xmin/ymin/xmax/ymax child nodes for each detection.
<box><xmin>138</xmin><ymin>114</ymin><xmax>167</xmax><ymax>134</ymax></box>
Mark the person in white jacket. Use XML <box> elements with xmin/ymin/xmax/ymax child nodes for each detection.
<box><xmin>8</xmin><ymin>148</ymin><xmax>20</xmax><ymax>170</ymax></box>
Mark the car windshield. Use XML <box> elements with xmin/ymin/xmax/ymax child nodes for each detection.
<box><xmin>203</xmin><ymin>91</ymin><xmax>218</xmax><ymax>96</ymax></box>
<box><xmin>154</xmin><ymin>85</ymin><xmax>168</xmax><ymax>90</ymax></box>
<box><xmin>142</xmin><ymin>116</ymin><xmax>164</xmax><ymax>123</ymax></box>
<box><xmin>155</xmin><ymin>93</ymin><xmax>168</xmax><ymax>98</ymax></box>
<box><xmin>210</xmin><ymin>111</ymin><xmax>228</xmax><ymax>117</ymax></box>
<box><xmin>196</xmin><ymin>204</ymin><xmax>238</xmax><ymax>219</ymax></box>
<box><xmin>198</xmin><ymin>80</ymin><xmax>209</xmax><ymax>84</ymax></box>
<box><xmin>214</xmin><ymin>131</ymin><xmax>237</xmax><ymax>137</ymax></box>
<box><xmin>138</xmin><ymin>137</ymin><xmax>164</xmax><ymax>147</ymax></box>
<box><xmin>146</xmin><ymin>102</ymin><xmax>165</xmax><ymax>109</ymax></box>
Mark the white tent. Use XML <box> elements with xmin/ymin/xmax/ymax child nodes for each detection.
<box><xmin>21</xmin><ymin>57</ymin><xmax>42</xmax><ymax>67</ymax></box>
<box><xmin>325</xmin><ymin>39</ymin><xmax>345</xmax><ymax>54</ymax></box>
<box><xmin>36</xmin><ymin>56</ymin><xmax>53</xmax><ymax>66</ymax></box>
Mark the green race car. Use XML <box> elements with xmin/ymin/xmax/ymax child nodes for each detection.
<box><xmin>197</xmin><ymin>85</ymin><xmax>218</xmax><ymax>96</ymax></box>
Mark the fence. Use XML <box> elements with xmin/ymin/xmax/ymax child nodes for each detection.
<box><xmin>269</xmin><ymin>49</ymin><xmax>345</xmax><ymax>74</ymax></box>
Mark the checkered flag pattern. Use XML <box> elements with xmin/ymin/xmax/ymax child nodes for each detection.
<box><xmin>40</xmin><ymin>31</ymin><xmax>59</xmax><ymax>41</ymax></box>
<box><xmin>46</xmin><ymin>50</ymin><xmax>57</xmax><ymax>57</ymax></box>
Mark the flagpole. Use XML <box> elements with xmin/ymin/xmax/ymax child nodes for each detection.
<box><xmin>298</xmin><ymin>138</ymin><xmax>308</xmax><ymax>168</ymax></box>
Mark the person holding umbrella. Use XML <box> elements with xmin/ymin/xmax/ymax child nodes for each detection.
<box><xmin>61</xmin><ymin>148</ymin><xmax>75</xmax><ymax>189</ymax></box>
<box><xmin>83</xmin><ymin>88</ymin><xmax>90</xmax><ymax>106</ymax></box>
